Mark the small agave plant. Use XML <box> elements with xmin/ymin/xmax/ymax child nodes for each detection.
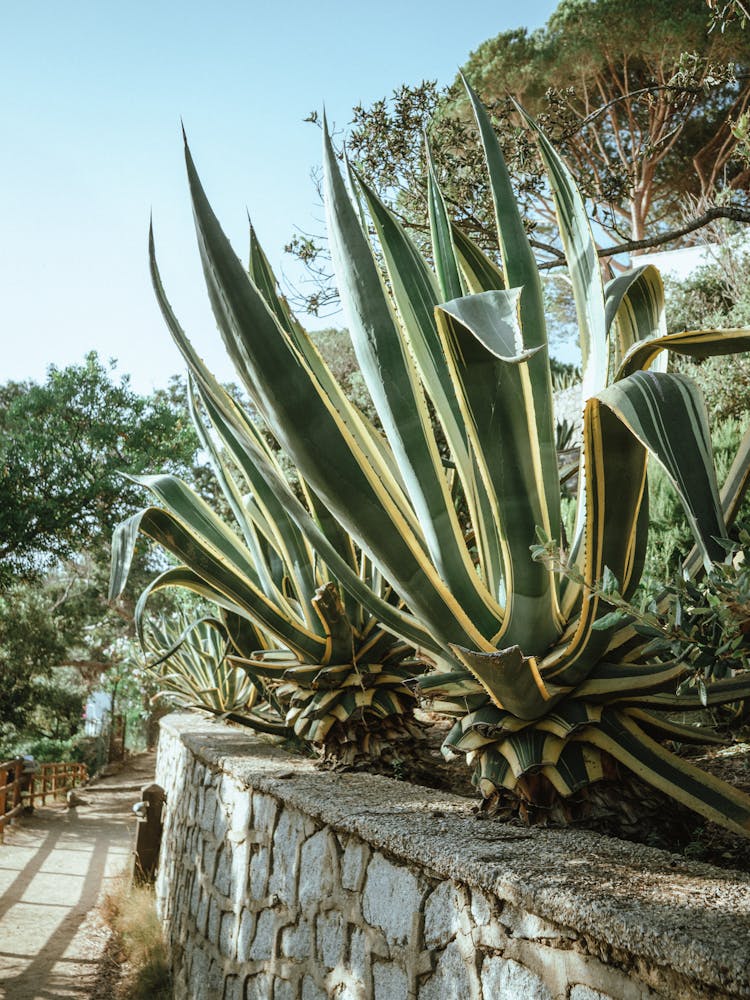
<box><xmin>142</xmin><ymin>615</ymin><xmax>283</xmax><ymax>732</ymax></box>
<box><xmin>140</xmin><ymin>73</ymin><xmax>750</xmax><ymax>840</ymax></box>
<box><xmin>110</xmin><ymin>323</ymin><xmax>425</xmax><ymax>770</ymax></box>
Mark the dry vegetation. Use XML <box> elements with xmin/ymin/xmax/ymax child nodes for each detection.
<box><xmin>99</xmin><ymin>876</ymin><xmax>172</xmax><ymax>1000</ymax></box>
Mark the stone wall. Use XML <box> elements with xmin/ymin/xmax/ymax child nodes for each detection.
<box><xmin>155</xmin><ymin>713</ymin><xmax>750</xmax><ymax>1000</ymax></box>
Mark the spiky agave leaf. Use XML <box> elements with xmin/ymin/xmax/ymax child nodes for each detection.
<box><xmin>437</xmin><ymin>654</ymin><xmax>750</xmax><ymax>834</ymax></box>
<box><xmin>154</xmin><ymin>85</ymin><xmax>750</xmax><ymax>837</ymax></box>
<box><xmin>142</xmin><ymin>615</ymin><xmax>289</xmax><ymax>736</ymax></box>
<box><xmin>112</xmin><ymin>246</ymin><xmax>438</xmax><ymax>770</ymax></box>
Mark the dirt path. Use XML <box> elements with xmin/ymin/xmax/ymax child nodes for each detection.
<box><xmin>0</xmin><ymin>751</ymin><xmax>156</xmax><ymax>1000</ymax></box>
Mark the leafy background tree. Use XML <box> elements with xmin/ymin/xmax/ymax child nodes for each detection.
<box><xmin>460</xmin><ymin>0</ymin><xmax>750</xmax><ymax>241</ymax></box>
<box><xmin>0</xmin><ymin>353</ymin><xmax>199</xmax><ymax>581</ymax></box>
<box><xmin>287</xmin><ymin>0</ymin><xmax>750</xmax><ymax>315</ymax></box>
<box><xmin>0</xmin><ymin>353</ymin><xmax>209</xmax><ymax>760</ymax></box>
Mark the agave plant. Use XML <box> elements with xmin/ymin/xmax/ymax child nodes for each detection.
<box><xmin>142</xmin><ymin>615</ymin><xmax>281</xmax><ymax>730</ymax></box>
<box><xmin>139</xmin><ymin>78</ymin><xmax>750</xmax><ymax>838</ymax></box>
<box><xmin>110</xmin><ymin>348</ymin><xmax>426</xmax><ymax>770</ymax></box>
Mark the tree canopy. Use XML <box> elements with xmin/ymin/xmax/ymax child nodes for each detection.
<box><xmin>288</xmin><ymin>0</ymin><xmax>750</xmax><ymax>314</ymax></box>
<box><xmin>0</xmin><ymin>355</ymin><xmax>210</xmax><ymax>753</ymax></box>
<box><xmin>460</xmin><ymin>0</ymin><xmax>750</xmax><ymax>240</ymax></box>
<box><xmin>0</xmin><ymin>353</ymin><xmax>200</xmax><ymax>582</ymax></box>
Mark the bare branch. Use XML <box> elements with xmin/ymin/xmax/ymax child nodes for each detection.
<box><xmin>539</xmin><ymin>205</ymin><xmax>750</xmax><ymax>269</ymax></box>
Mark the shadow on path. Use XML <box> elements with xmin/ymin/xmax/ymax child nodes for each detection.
<box><xmin>0</xmin><ymin>752</ymin><xmax>155</xmax><ymax>1000</ymax></box>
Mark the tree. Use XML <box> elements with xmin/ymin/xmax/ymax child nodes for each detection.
<box><xmin>0</xmin><ymin>353</ymin><xmax>201</xmax><ymax>583</ymax></box>
<box><xmin>0</xmin><ymin>581</ymin><xmax>69</xmax><ymax>741</ymax></box>
<box><xmin>460</xmin><ymin>0</ymin><xmax>750</xmax><ymax>241</ymax></box>
<box><xmin>287</xmin><ymin>0</ymin><xmax>750</xmax><ymax>313</ymax></box>
<box><xmin>0</xmin><ymin>356</ymin><xmax>211</xmax><ymax>752</ymax></box>
<box><xmin>707</xmin><ymin>0</ymin><xmax>750</xmax><ymax>32</ymax></box>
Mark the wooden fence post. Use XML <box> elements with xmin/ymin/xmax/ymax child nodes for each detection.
<box><xmin>0</xmin><ymin>767</ymin><xmax>7</xmax><ymax>845</ymax></box>
<box><xmin>11</xmin><ymin>760</ymin><xmax>22</xmax><ymax>815</ymax></box>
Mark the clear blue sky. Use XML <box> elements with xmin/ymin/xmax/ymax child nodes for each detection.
<box><xmin>1</xmin><ymin>1</ymin><xmax>558</xmax><ymax>394</ymax></box>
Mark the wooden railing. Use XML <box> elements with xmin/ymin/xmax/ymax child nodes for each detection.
<box><xmin>30</xmin><ymin>762</ymin><xmax>89</xmax><ymax>809</ymax></box>
<box><xmin>0</xmin><ymin>760</ymin><xmax>23</xmax><ymax>844</ymax></box>
<box><xmin>0</xmin><ymin>760</ymin><xmax>88</xmax><ymax>843</ymax></box>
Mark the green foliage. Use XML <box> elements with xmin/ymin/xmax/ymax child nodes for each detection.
<box><xmin>0</xmin><ymin>581</ymin><xmax>69</xmax><ymax>741</ymax></box>
<box><xmin>461</xmin><ymin>0</ymin><xmax>750</xmax><ymax>237</ymax></box>
<box><xmin>0</xmin><ymin>353</ymin><xmax>201</xmax><ymax>582</ymax></box>
<box><xmin>310</xmin><ymin>327</ymin><xmax>374</xmax><ymax>419</ymax></box>
<box><xmin>680</xmin><ymin>354</ymin><xmax>750</xmax><ymax>423</ymax></box>
<box><xmin>0</xmin><ymin>356</ymin><xmax>215</xmax><ymax>759</ymax></box>
<box><xmin>707</xmin><ymin>0</ymin><xmax>750</xmax><ymax>32</ymax></box>
<box><xmin>144</xmin><ymin>616</ymin><xmax>264</xmax><ymax>720</ymax></box>
<box><xmin>288</xmin><ymin>1</ymin><xmax>750</xmax><ymax>318</ymax></box>
<box><xmin>665</xmin><ymin>248</ymin><xmax>750</xmax><ymax>337</ymax></box>
<box><xmin>550</xmin><ymin>526</ymin><xmax>750</xmax><ymax>705</ymax></box>
<box><xmin>110</xmin><ymin>355</ymin><xmax>427</xmax><ymax>764</ymax></box>
<box><xmin>664</xmin><ymin>245</ymin><xmax>750</xmax><ymax>422</ymax></box>
<box><xmin>25</xmin><ymin>669</ymin><xmax>87</xmax><ymax>741</ymax></box>
<box><xmin>9</xmin><ymin>733</ymin><xmax>86</xmax><ymax>765</ymax></box>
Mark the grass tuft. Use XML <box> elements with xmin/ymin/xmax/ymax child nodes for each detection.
<box><xmin>102</xmin><ymin>875</ymin><xmax>172</xmax><ymax>999</ymax></box>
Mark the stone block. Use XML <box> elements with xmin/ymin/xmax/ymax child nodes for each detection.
<box><xmin>230</xmin><ymin>791</ymin><xmax>252</xmax><ymax>839</ymax></box>
<box><xmin>341</xmin><ymin>838</ymin><xmax>370</xmax><ymax>892</ymax></box>
<box><xmin>249</xmin><ymin>908</ymin><xmax>277</xmax><ymax>962</ymax></box>
<box><xmin>269</xmin><ymin>810</ymin><xmax>308</xmax><ymax>906</ymax></box>
<box><xmin>252</xmin><ymin>792</ymin><xmax>279</xmax><ymax>839</ymax></box>
<box><xmin>220</xmin><ymin>910</ymin><xmax>236</xmax><ymax>959</ymax></box>
<box><xmin>245</xmin><ymin>973</ymin><xmax>273</xmax><ymax>1000</ymax></box>
<box><xmin>570</xmin><ymin>988</ymin><xmax>614</xmax><ymax>1000</ymax></box>
<box><xmin>280</xmin><ymin>917</ymin><xmax>314</xmax><ymax>961</ymax></box>
<box><xmin>299</xmin><ymin>829</ymin><xmax>338</xmax><ymax>911</ymax></box>
<box><xmin>423</xmin><ymin>881</ymin><xmax>468</xmax><ymax>949</ymax></box>
<box><xmin>196</xmin><ymin>893</ymin><xmax>209</xmax><ymax>936</ymax></box>
<box><xmin>223</xmin><ymin>974</ymin><xmax>242</xmax><ymax>1000</ymax></box>
<box><xmin>418</xmin><ymin>941</ymin><xmax>477</xmax><ymax>1000</ymax></box>
<box><xmin>203</xmin><ymin>842</ymin><xmax>218</xmax><ymax>883</ymax></box>
<box><xmin>362</xmin><ymin>852</ymin><xmax>424</xmax><ymax>945</ymax></box>
<box><xmin>231</xmin><ymin>841</ymin><xmax>250</xmax><ymax>905</ymax></box>
<box><xmin>373</xmin><ymin>961</ymin><xmax>409</xmax><ymax>999</ymax></box>
<box><xmin>249</xmin><ymin>846</ymin><xmax>271</xmax><ymax>900</ymax></box>
<box><xmin>189</xmin><ymin>872</ymin><xmax>201</xmax><ymax>916</ymax></box>
<box><xmin>207</xmin><ymin>959</ymin><xmax>224</xmax><ymax>998</ymax></box>
<box><xmin>214</xmin><ymin>846</ymin><xmax>232</xmax><ymax>898</ymax></box>
<box><xmin>236</xmin><ymin>910</ymin><xmax>256</xmax><ymax>961</ymax></box>
<box><xmin>273</xmin><ymin>978</ymin><xmax>296</xmax><ymax>1000</ymax></box>
<box><xmin>317</xmin><ymin>911</ymin><xmax>346</xmax><ymax>969</ymax></box>
<box><xmin>473</xmin><ymin>916</ymin><xmax>507</xmax><ymax>951</ymax></box>
<box><xmin>189</xmin><ymin>945</ymin><xmax>210</xmax><ymax>991</ymax></box>
<box><xmin>207</xmin><ymin>896</ymin><xmax>221</xmax><ymax>945</ymax></box>
<box><xmin>480</xmin><ymin>956</ymin><xmax>553</xmax><ymax>999</ymax></box>
<box><xmin>349</xmin><ymin>927</ymin><xmax>369</xmax><ymax>984</ymax></box>
<box><xmin>501</xmin><ymin>903</ymin><xmax>575</xmax><ymax>941</ymax></box>
<box><xmin>301</xmin><ymin>976</ymin><xmax>328</xmax><ymax>1000</ymax></box>
<box><xmin>470</xmin><ymin>889</ymin><xmax>494</xmax><ymax>927</ymax></box>
<box><xmin>201</xmin><ymin>786</ymin><xmax>218</xmax><ymax>833</ymax></box>
<box><xmin>213</xmin><ymin>800</ymin><xmax>229</xmax><ymax>842</ymax></box>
